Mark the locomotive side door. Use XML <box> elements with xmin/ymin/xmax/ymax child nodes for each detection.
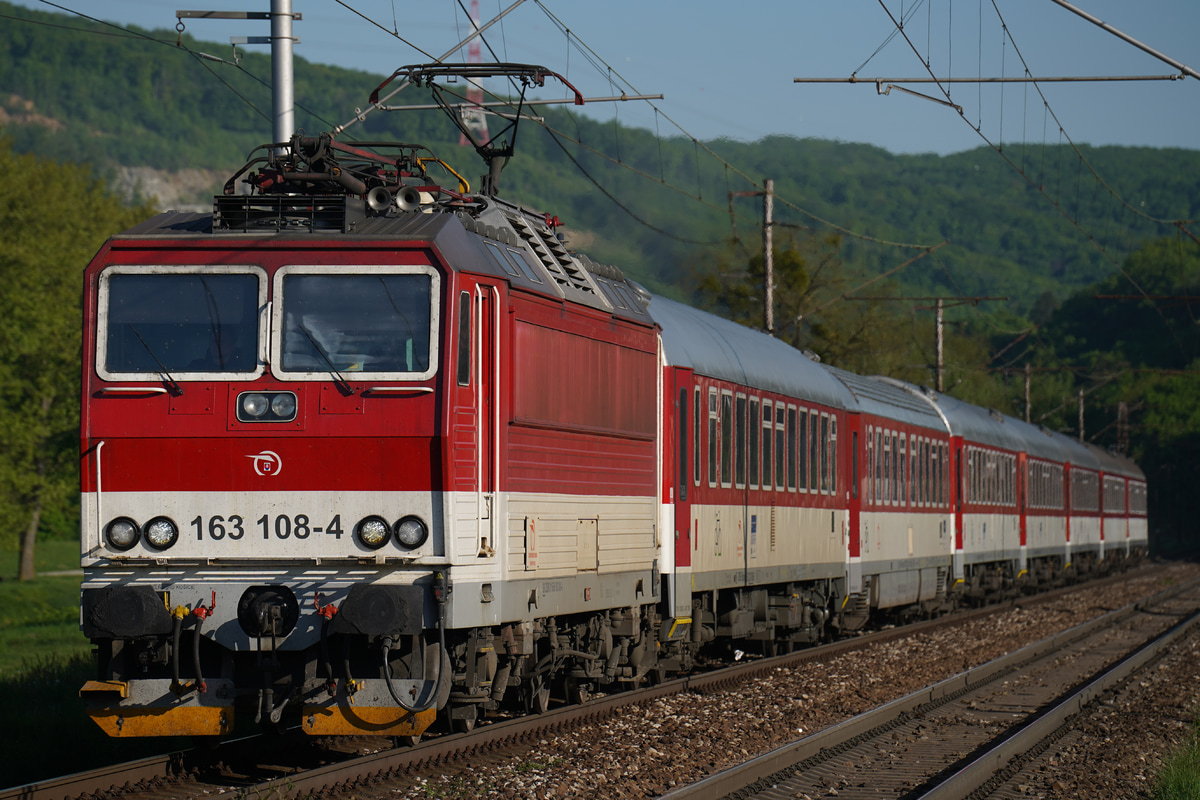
<box><xmin>450</xmin><ymin>276</ymin><xmax>500</xmax><ymax>559</ymax></box>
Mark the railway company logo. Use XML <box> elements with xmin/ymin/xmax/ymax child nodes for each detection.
<box><xmin>247</xmin><ymin>450</ymin><xmax>282</xmax><ymax>476</ymax></box>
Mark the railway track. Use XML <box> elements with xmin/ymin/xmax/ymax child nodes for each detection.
<box><xmin>659</xmin><ymin>575</ymin><xmax>1200</xmax><ymax>799</ymax></box>
<box><xmin>3</xmin><ymin>565</ymin><xmax>1185</xmax><ymax>800</ymax></box>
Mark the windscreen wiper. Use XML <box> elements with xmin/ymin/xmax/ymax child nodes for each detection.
<box><xmin>126</xmin><ymin>324</ymin><xmax>184</xmax><ymax>396</ymax></box>
<box><xmin>296</xmin><ymin>322</ymin><xmax>354</xmax><ymax>395</ymax></box>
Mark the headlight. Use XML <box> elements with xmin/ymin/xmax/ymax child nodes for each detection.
<box><xmin>270</xmin><ymin>393</ymin><xmax>297</xmax><ymax>419</ymax></box>
<box><xmin>241</xmin><ymin>393</ymin><xmax>269</xmax><ymax>417</ymax></box>
<box><xmin>393</xmin><ymin>516</ymin><xmax>428</xmax><ymax>549</ymax></box>
<box><xmin>105</xmin><ymin>517</ymin><xmax>140</xmax><ymax>551</ymax></box>
<box><xmin>355</xmin><ymin>515</ymin><xmax>391</xmax><ymax>550</ymax></box>
<box><xmin>143</xmin><ymin>516</ymin><xmax>179</xmax><ymax>550</ymax></box>
<box><xmin>237</xmin><ymin>391</ymin><xmax>297</xmax><ymax>422</ymax></box>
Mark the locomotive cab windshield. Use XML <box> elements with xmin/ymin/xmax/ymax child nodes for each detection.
<box><xmin>98</xmin><ymin>266</ymin><xmax>266</xmax><ymax>381</ymax></box>
<box><xmin>275</xmin><ymin>266</ymin><xmax>439</xmax><ymax>380</ymax></box>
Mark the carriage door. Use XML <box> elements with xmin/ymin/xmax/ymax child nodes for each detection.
<box><xmin>450</xmin><ymin>277</ymin><xmax>500</xmax><ymax>559</ymax></box>
<box><xmin>671</xmin><ymin>368</ymin><xmax>695</xmax><ymax>621</ymax></box>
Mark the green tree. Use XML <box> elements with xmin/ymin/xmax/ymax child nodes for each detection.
<box><xmin>0</xmin><ymin>138</ymin><xmax>150</xmax><ymax>579</ymax></box>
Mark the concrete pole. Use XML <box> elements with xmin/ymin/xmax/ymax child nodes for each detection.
<box><xmin>1078</xmin><ymin>389</ymin><xmax>1085</xmax><ymax>442</ymax></box>
<box><xmin>935</xmin><ymin>298</ymin><xmax>944</xmax><ymax>393</ymax></box>
<box><xmin>763</xmin><ymin>178</ymin><xmax>775</xmax><ymax>337</ymax></box>
<box><xmin>1024</xmin><ymin>363</ymin><xmax>1031</xmax><ymax>423</ymax></box>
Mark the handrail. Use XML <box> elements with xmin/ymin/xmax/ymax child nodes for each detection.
<box><xmin>96</xmin><ymin>387</ymin><xmax>169</xmax><ymax>395</ymax></box>
<box><xmin>363</xmin><ymin>386</ymin><xmax>434</xmax><ymax>394</ymax></box>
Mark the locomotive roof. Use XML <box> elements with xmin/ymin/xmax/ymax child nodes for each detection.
<box><xmin>823</xmin><ymin>369</ymin><xmax>948</xmax><ymax>432</ymax></box>
<box><xmin>649</xmin><ymin>295</ymin><xmax>853</xmax><ymax>409</ymax></box>
<box><xmin>110</xmin><ymin>206</ymin><xmax>653</xmax><ymax>326</ymax></box>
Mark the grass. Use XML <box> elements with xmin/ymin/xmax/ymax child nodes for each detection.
<box><xmin>0</xmin><ymin>537</ymin><xmax>81</xmax><ymax>579</ymax></box>
<box><xmin>0</xmin><ymin>539</ymin><xmax>88</xmax><ymax>679</ymax></box>
<box><xmin>0</xmin><ymin>536</ymin><xmax>167</xmax><ymax>789</ymax></box>
<box><xmin>1152</xmin><ymin>720</ymin><xmax>1200</xmax><ymax>799</ymax></box>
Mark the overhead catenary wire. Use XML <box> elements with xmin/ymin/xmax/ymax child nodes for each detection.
<box><xmin>529</xmin><ymin>0</ymin><xmax>938</xmax><ymax>251</ymax></box>
<box><xmin>868</xmin><ymin>0</ymin><xmax>1191</xmax><ymax>362</ymax></box>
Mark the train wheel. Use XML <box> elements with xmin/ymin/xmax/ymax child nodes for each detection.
<box><xmin>452</xmin><ymin>713</ymin><xmax>477</xmax><ymax>733</ymax></box>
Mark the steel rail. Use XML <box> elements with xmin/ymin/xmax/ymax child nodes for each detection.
<box><xmin>0</xmin><ymin>753</ymin><xmax>182</xmax><ymax>800</ymax></box>
<box><xmin>656</xmin><ymin>573</ymin><xmax>1200</xmax><ymax>799</ymax></box>
<box><xmin>917</xmin><ymin>599</ymin><xmax>1200</xmax><ymax>798</ymax></box>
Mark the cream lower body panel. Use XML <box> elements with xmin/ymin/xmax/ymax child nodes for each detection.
<box><xmin>961</xmin><ymin>512</ymin><xmax>1021</xmax><ymax>565</ymax></box>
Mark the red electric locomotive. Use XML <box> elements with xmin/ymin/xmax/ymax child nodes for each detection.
<box><xmin>79</xmin><ymin>125</ymin><xmax>665</xmax><ymax>738</ymax></box>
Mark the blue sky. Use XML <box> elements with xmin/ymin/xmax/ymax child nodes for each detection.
<box><xmin>12</xmin><ymin>0</ymin><xmax>1200</xmax><ymax>155</ymax></box>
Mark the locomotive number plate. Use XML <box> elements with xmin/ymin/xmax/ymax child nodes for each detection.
<box><xmin>189</xmin><ymin>513</ymin><xmax>345</xmax><ymax>542</ymax></box>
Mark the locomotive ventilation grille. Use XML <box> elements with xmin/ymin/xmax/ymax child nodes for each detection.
<box><xmin>214</xmin><ymin>195</ymin><xmax>365</xmax><ymax>233</ymax></box>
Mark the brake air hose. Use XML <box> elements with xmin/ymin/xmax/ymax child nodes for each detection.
<box><xmin>171</xmin><ymin>612</ymin><xmax>184</xmax><ymax>691</ymax></box>
<box><xmin>382</xmin><ymin>594</ymin><xmax>448</xmax><ymax>713</ymax></box>
<box><xmin>191</xmin><ymin>614</ymin><xmax>207</xmax><ymax>694</ymax></box>
<box><xmin>191</xmin><ymin>599</ymin><xmax>213</xmax><ymax>694</ymax></box>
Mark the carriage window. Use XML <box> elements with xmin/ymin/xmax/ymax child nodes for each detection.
<box><xmin>787</xmin><ymin>407</ymin><xmax>798</xmax><ymax>491</ymax></box>
<box><xmin>866</xmin><ymin>427</ymin><xmax>874</xmax><ymax>504</ymax></box>
<box><xmin>798</xmin><ymin>409</ymin><xmax>808</xmax><ymax>491</ymax></box>
<box><xmin>893</xmin><ymin>433</ymin><xmax>901</xmax><ymax>502</ymax></box>
<box><xmin>101</xmin><ymin>269</ymin><xmax>262</xmax><ymax>377</ymax></box>
<box><xmin>878</xmin><ymin>431</ymin><xmax>888</xmax><ymax>501</ymax></box>
<box><xmin>820</xmin><ymin>413</ymin><xmax>830</xmax><ymax>494</ymax></box>
<box><xmin>735</xmin><ymin>395</ymin><xmax>748</xmax><ymax>488</ymax></box>
<box><xmin>721</xmin><ymin>392</ymin><xmax>733</xmax><ymax>488</ymax></box>
<box><xmin>909</xmin><ymin>435</ymin><xmax>917</xmax><ymax>505</ymax></box>
<box><xmin>882</xmin><ymin>433</ymin><xmax>891</xmax><ymax>504</ymax></box>
<box><xmin>749</xmin><ymin>398</ymin><xmax>760</xmax><ymax>489</ymax></box>
<box><xmin>278</xmin><ymin>268</ymin><xmax>438</xmax><ymax>379</ymax></box>
<box><xmin>936</xmin><ymin>442</ymin><xmax>943</xmax><ymax>505</ymax></box>
<box><xmin>851</xmin><ymin>430</ymin><xmax>858</xmax><ymax>500</ymax></box>
<box><xmin>920</xmin><ymin>440</ymin><xmax>929</xmax><ymax>505</ymax></box>
<box><xmin>708</xmin><ymin>389</ymin><xmax>718</xmax><ymax>487</ymax></box>
<box><xmin>775</xmin><ymin>406</ymin><xmax>786</xmax><ymax>490</ymax></box>
<box><xmin>830</xmin><ymin>416</ymin><xmax>838</xmax><ymax>495</ymax></box>
<box><xmin>762</xmin><ymin>402</ymin><xmax>773</xmax><ymax>490</ymax></box>
<box><xmin>809</xmin><ymin>410</ymin><xmax>820</xmax><ymax>492</ymax></box>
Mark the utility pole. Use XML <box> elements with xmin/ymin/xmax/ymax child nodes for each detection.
<box><xmin>177</xmin><ymin>0</ymin><xmax>300</xmax><ymax>143</ymax></box>
<box><xmin>763</xmin><ymin>179</ymin><xmax>774</xmax><ymax>336</ymax></box>
<box><xmin>849</xmin><ymin>295</ymin><xmax>1006</xmax><ymax>393</ymax></box>
<box><xmin>1078</xmin><ymin>389</ymin><xmax>1085</xmax><ymax>443</ymax></box>
<box><xmin>1117</xmin><ymin>401</ymin><xmax>1129</xmax><ymax>454</ymax></box>
<box><xmin>728</xmin><ymin>179</ymin><xmax>776</xmax><ymax>337</ymax></box>
<box><xmin>1024</xmin><ymin>363</ymin><xmax>1032</xmax><ymax>423</ymax></box>
<box><xmin>935</xmin><ymin>298</ymin><xmax>944</xmax><ymax>393</ymax></box>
